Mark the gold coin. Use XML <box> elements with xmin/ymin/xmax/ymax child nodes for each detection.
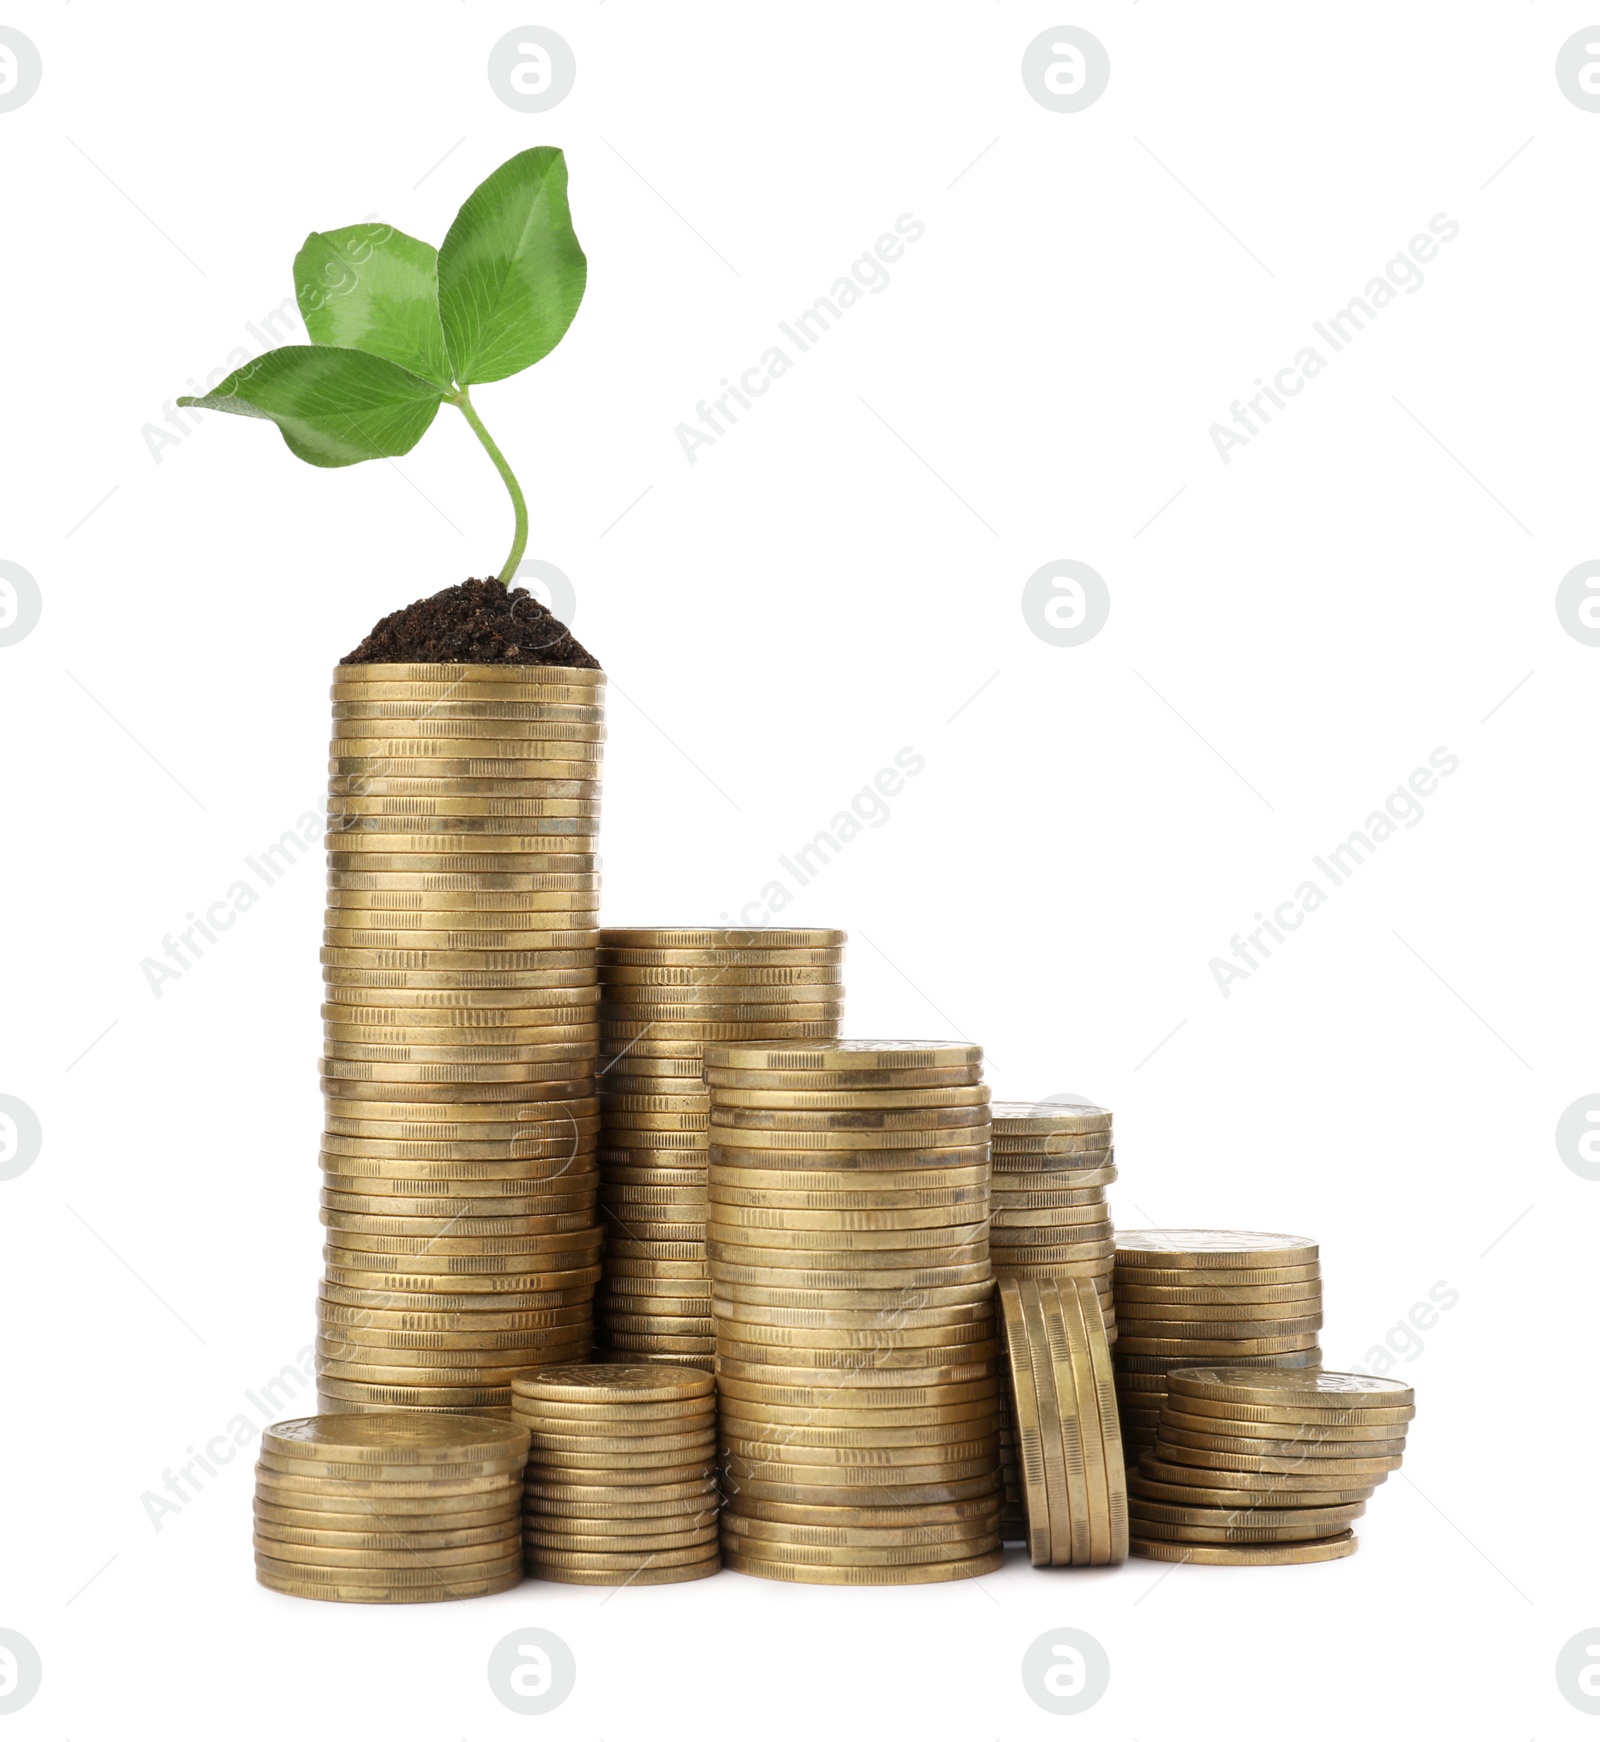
<box><xmin>321</xmin><ymin>1273</ymin><xmax>594</xmax><ymax>1305</ymax></box>
<box><xmin>603</xmin><ymin>1017</ymin><xmax>847</xmax><ymax>1031</ymax></box>
<box><xmin>1115</xmin><ymin>1280</ymin><xmax>1322</xmax><ymax>1305</ymax></box>
<box><xmin>1166</xmin><ymin>1395</ymin><xmax>1416</xmax><ymax>1429</ymax></box>
<box><xmin>716</xmin><ymin>1398</ymin><xmax>999</xmax><ymax>1434</ymax></box>
<box><xmin>1124</xmin><ymin>1470</ymin><xmax>1372</xmax><ymax>1508</ymax></box>
<box><xmin>327</xmin><ymin>844</ymin><xmax>595</xmax><ymax>866</ymax></box>
<box><xmin>1165</xmin><ymin>1369</ymin><xmax>1416</xmax><ymax>1410</ymax></box>
<box><xmin>703</xmin><ymin>1040</ymin><xmax>980</xmax><ymax>1071</ymax></box>
<box><xmin>712</xmin><ymin>1278</ymin><xmax>990</xmax><ymax>1311</ymax></box>
<box><xmin>255</xmin><ymin>1565</ymin><xmax>523</xmax><ymax>1602</ymax></box>
<box><xmin>723</xmin><ymin>1451</ymin><xmax>997</xmax><ymax>1489</ymax></box>
<box><xmin>601</xmin><ymin>928</ymin><xmax>844</xmax><ymax>949</ymax></box>
<box><xmin>328</xmin><ymin>868</ymin><xmax>598</xmax><ymax>888</ymax></box>
<box><xmin>526</xmin><ymin>1544</ymin><xmax>716</xmax><ymax>1572</ymax></box>
<box><xmin>605</xmin><ymin>965</ymin><xmax>842</xmax><ymax>987</ymax></box>
<box><xmin>719</xmin><ymin>1531</ymin><xmax>997</xmax><ymax>1568</ymax></box>
<box><xmin>1128</xmin><ymin>1496</ymin><xmax>1365</xmax><ymax>1529</ymax></box>
<box><xmin>260</xmin><ymin>1445</ymin><xmax>530</xmax><ymax>1481</ymax></box>
<box><xmin>709</xmin><ymin>1098</ymin><xmax>988</xmax><ymax>1126</ymax></box>
<box><xmin>254</xmin><ymin>1510</ymin><xmax>520</xmax><ymax>1545</ymax></box>
<box><xmin>1114</xmin><ymin>1313</ymin><xmax>1324</xmax><ymax>1339</ymax></box>
<box><xmin>315</xmin><ymin>1377</ymin><xmax>522</xmax><ymax>1406</ymax></box>
<box><xmin>709</xmin><ymin>1163</ymin><xmax>989</xmax><ymax>1190</ymax></box>
<box><xmin>706</xmin><ymin>1222</ymin><xmax>985</xmax><ymax>1255</ymax></box>
<box><xmin>712</xmin><ymin>1086</ymin><xmax>988</xmax><ymax>1111</ymax></box>
<box><xmin>253</xmin><ymin>1531</ymin><xmax>519</xmax><ymax>1569</ymax></box>
<box><xmin>707</xmin><ymin>1123</ymin><xmax>986</xmax><ymax>1151</ymax></box>
<box><xmin>332</xmin><ymin>697</ymin><xmax>604</xmax><ymax>720</ymax></box>
<box><xmin>1115</xmin><ymin>1231</ymin><xmax>1319</xmax><ymax>1268</ymax></box>
<box><xmin>717</xmin><ymin>1373</ymin><xmax>998</xmax><ymax>1409</ymax></box>
<box><xmin>721</xmin><ymin>1433</ymin><xmax>996</xmax><ymax>1468</ymax></box>
<box><xmin>263</xmin><ymin>1415</ymin><xmax>528</xmax><ymax>1465</ymax></box>
<box><xmin>706</xmin><ymin>1067</ymin><xmax>981</xmax><ymax>1092</ymax></box>
<box><xmin>1114</xmin><ymin>1333</ymin><xmax>1320</xmax><ymax>1358</ymax></box>
<box><xmin>256</xmin><ymin>1541</ymin><xmax>523</xmax><ymax>1578</ymax></box>
<box><xmin>713</xmin><ymin>1319</ymin><xmax>992</xmax><ymax>1353</ymax></box>
<box><xmin>523</xmin><ymin>1478</ymin><xmax>717</xmax><ymax>1504</ymax></box>
<box><xmin>719</xmin><ymin>1547</ymin><xmax>1000</xmax><ymax>1585</ymax></box>
<box><xmin>318</xmin><ymin>1302</ymin><xmax>588</xmax><ymax>1335</ymax></box>
<box><xmin>512</xmin><ymin>1363</ymin><xmax>713</xmax><ymax>1404</ymax></box>
<box><xmin>253</xmin><ymin>1487</ymin><xmax>520</xmax><ymax>1521</ymax></box>
<box><xmin>1137</xmin><ymin>1456</ymin><xmax>1379</xmax><ymax>1494</ymax></box>
<box><xmin>601</xmin><ymin>952</ymin><xmax>843</xmax><ymax>974</ymax></box>
<box><xmin>1157</xmin><ymin>1424</ymin><xmax>1408</xmax><ymax>1460</ymax></box>
<box><xmin>1154</xmin><ymin>1441</ymin><xmax>1402</xmax><ymax>1477</ymax></box>
<box><xmin>254</xmin><ymin>1464</ymin><xmax>519</xmax><ymax>1500</ymax></box>
<box><xmin>1050</xmin><ymin>1277</ymin><xmax>1120</xmax><ymax>1566</ymax></box>
<box><xmin>524</xmin><ymin>1525</ymin><xmax>719</xmax><ymax>1554</ymax></box>
<box><xmin>712</xmin><ymin>1298</ymin><xmax>990</xmax><ymax>1332</ymax></box>
<box><xmin>990</xmin><ymin>1100</ymin><xmax>1111</xmax><ymax>1134</ymax></box>
<box><xmin>532</xmin><ymin>1559</ymin><xmax>721</xmax><ymax>1586</ymax></box>
<box><xmin>720</xmin><ymin>1511</ymin><xmax>996</xmax><ymax>1548</ymax></box>
<box><xmin>1117</xmin><ymin>1348</ymin><xmax>1321</xmax><ymax>1375</ymax></box>
<box><xmin>996</xmin><ymin>1279</ymin><xmax>1053</xmax><ymax>1567</ymax></box>
<box><xmin>1128</xmin><ymin>1530</ymin><xmax>1357</xmax><ymax>1565</ymax></box>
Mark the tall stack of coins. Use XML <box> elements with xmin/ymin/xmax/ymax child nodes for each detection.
<box><xmin>705</xmin><ymin>1040</ymin><xmax>1004</xmax><ymax>1586</ymax></box>
<box><xmin>253</xmin><ymin>1414</ymin><xmax>528</xmax><ymax>1602</ymax></box>
<box><xmin>996</xmin><ymin>1275</ymin><xmax>1128</xmax><ymax>1566</ymax></box>
<box><xmin>1113</xmin><ymin>1231</ymin><xmax>1323</xmax><ymax>1460</ymax></box>
<box><xmin>316</xmin><ymin>663</ymin><xmax>605</xmax><ymax>1417</ymax></box>
<box><xmin>513</xmin><ymin>1364</ymin><xmax>720</xmax><ymax>1584</ymax></box>
<box><xmin>1128</xmin><ymin>1368</ymin><xmax>1415</xmax><ymax>1564</ymax></box>
<box><xmin>595</xmin><ymin>928</ymin><xmax>846</xmax><ymax>1371</ymax></box>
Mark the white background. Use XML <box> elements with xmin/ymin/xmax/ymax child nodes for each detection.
<box><xmin>1</xmin><ymin>3</ymin><xmax>1593</xmax><ymax>1736</ymax></box>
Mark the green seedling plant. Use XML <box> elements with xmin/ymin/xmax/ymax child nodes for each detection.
<box><xmin>178</xmin><ymin>146</ymin><xmax>585</xmax><ymax>585</ymax></box>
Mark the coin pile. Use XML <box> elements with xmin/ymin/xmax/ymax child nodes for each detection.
<box><xmin>253</xmin><ymin>1413</ymin><xmax>528</xmax><ymax>1602</ymax></box>
<box><xmin>316</xmin><ymin>663</ymin><xmax>605</xmax><ymax>1416</ymax></box>
<box><xmin>1113</xmin><ymin>1231</ymin><xmax>1323</xmax><ymax>1460</ymax></box>
<box><xmin>513</xmin><ymin>1363</ymin><xmax>720</xmax><ymax>1584</ymax></box>
<box><xmin>1128</xmin><ymin>1368</ymin><xmax>1415</xmax><ymax>1564</ymax></box>
<box><xmin>704</xmin><ymin>1040</ymin><xmax>1004</xmax><ymax>1585</ymax></box>
<box><xmin>997</xmin><ymin>1275</ymin><xmax>1128</xmax><ymax>1565</ymax></box>
<box><xmin>595</xmin><ymin>928</ymin><xmax>845</xmax><ymax>1372</ymax></box>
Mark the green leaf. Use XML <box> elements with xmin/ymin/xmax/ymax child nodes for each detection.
<box><xmin>294</xmin><ymin>224</ymin><xmax>454</xmax><ymax>390</ymax></box>
<box><xmin>177</xmin><ymin>346</ymin><xmax>443</xmax><ymax>468</ymax></box>
<box><xmin>438</xmin><ymin>146</ymin><xmax>586</xmax><ymax>386</ymax></box>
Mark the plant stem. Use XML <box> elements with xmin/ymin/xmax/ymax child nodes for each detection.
<box><xmin>452</xmin><ymin>387</ymin><xmax>527</xmax><ymax>586</ymax></box>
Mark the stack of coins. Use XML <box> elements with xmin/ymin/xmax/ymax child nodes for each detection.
<box><xmin>990</xmin><ymin>1102</ymin><xmax>1117</xmax><ymax>1542</ymax></box>
<box><xmin>595</xmin><ymin>928</ymin><xmax>846</xmax><ymax>1371</ymax></box>
<box><xmin>705</xmin><ymin>1040</ymin><xmax>1004</xmax><ymax>1586</ymax></box>
<box><xmin>997</xmin><ymin>1275</ymin><xmax>1128</xmax><ymax>1565</ymax></box>
<box><xmin>1128</xmin><ymin>1368</ymin><xmax>1415</xmax><ymax>1564</ymax></box>
<box><xmin>513</xmin><ymin>1363</ymin><xmax>720</xmax><ymax>1584</ymax></box>
<box><xmin>253</xmin><ymin>1413</ymin><xmax>528</xmax><ymax>1602</ymax></box>
<box><xmin>1113</xmin><ymin>1231</ymin><xmax>1323</xmax><ymax>1460</ymax></box>
<box><xmin>316</xmin><ymin>663</ymin><xmax>606</xmax><ymax>1417</ymax></box>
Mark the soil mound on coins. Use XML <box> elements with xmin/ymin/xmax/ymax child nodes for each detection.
<box><xmin>342</xmin><ymin>578</ymin><xmax>600</xmax><ymax>668</ymax></box>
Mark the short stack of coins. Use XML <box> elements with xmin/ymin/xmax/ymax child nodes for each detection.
<box><xmin>595</xmin><ymin>927</ymin><xmax>846</xmax><ymax>1371</ymax></box>
<box><xmin>996</xmin><ymin>1275</ymin><xmax>1128</xmax><ymax>1566</ymax></box>
<box><xmin>1113</xmin><ymin>1231</ymin><xmax>1323</xmax><ymax>1460</ymax></box>
<box><xmin>513</xmin><ymin>1363</ymin><xmax>720</xmax><ymax>1584</ymax></box>
<box><xmin>704</xmin><ymin>1039</ymin><xmax>1004</xmax><ymax>1586</ymax></box>
<box><xmin>316</xmin><ymin>662</ymin><xmax>606</xmax><ymax>1417</ymax></box>
<box><xmin>1128</xmin><ymin>1368</ymin><xmax>1415</xmax><ymax>1564</ymax></box>
<box><xmin>253</xmin><ymin>1414</ymin><xmax>528</xmax><ymax>1602</ymax></box>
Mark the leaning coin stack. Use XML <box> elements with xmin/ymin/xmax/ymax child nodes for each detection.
<box><xmin>595</xmin><ymin>927</ymin><xmax>846</xmax><ymax>1372</ymax></box>
<box><xmin>997</xmin><ymin>1275</ymin><xmax>1128</xmax><ymax>1566</ymax></box>
<box><xmin>513</xmin><ymin>1363</ymin><xmax>720</xmax><ymax>1584</ymax></box>
<box><xmin>1113</xmin><ymin>1231</ymin><xmax>1323</xmax><ymax>1460</ymax></box>
<box><xmin>1128</xmin><ymin>1368</ymin><xmax>1415</xmax><ymax>1564</ymax></box>
<box><xmin>253</xmin><ymin>1413</ymin><xmax>529</xmax><ymax>1602</ymax></box>
<box><xmin>316</xmin><ymin>662</ymin><xmax>606</xmax><ymax>1417</ymax></box>
<box><xmin>705</xmin><ymin>1040</ymin><xmax>1004</xmax><ymax>1586</ymax></box>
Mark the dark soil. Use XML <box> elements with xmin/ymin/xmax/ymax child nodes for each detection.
<box><xmin>342</xmin><ymin>578</ymin><xmax>600</xmax><ymax>668</ymax></box>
